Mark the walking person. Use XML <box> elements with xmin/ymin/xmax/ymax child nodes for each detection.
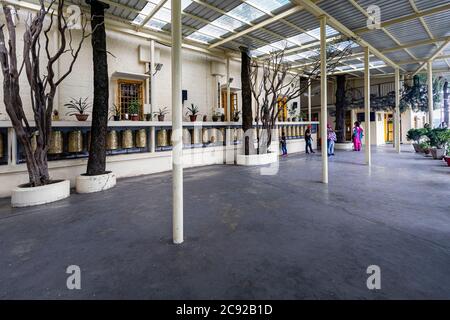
<box><xmin>327</xmin><ymin>124</ymin><xmax>337</xmax><ymax>156</ymax></box>
<box><xmin>305</xmin><ymin>125</ymin><xmax>315</xmax><ymax>154</ymax></box>
<box><xmin>352</xmin><ymin>121</ymin><xmax>364</xmax><ymax>151</ymax></box>
<box><xmin>280</xmin><ymin>131</ymin><xmax>288</xmax><ymax>156</ymax></box>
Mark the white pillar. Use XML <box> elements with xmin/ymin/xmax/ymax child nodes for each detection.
<box><xmin>320</xmin><ymin>16</ymin><xmax>328</xmax><ymax>184</ymax></box>
<box><xmin>171</xmin><ymin>0</ymin><xmax>183</xmax><ymax>244</ymax></box>
<box><xmin>427</xmin><ymin>61</ymin><xmax>434</xmax><ymax>127</ymax></box>
<box><xmin>298</xmin><ymin>77</ymin><xmax>302</xmax><ymax>119</ymax></box>
<box><xmin>364</xmin><ymin>46</ymin><xmax>371</xmax><ymax>166</ymax></box>
<box><xmin>226</xmin><ymin>57</ymin><xmax>231</xmax><ymax>121</ymax></box>
<box><xmin>394</xmin><ymin>68</ymin><xmax>401</xmax><ymax>153</ymax></box>
<box><xmin>308</xmin><ymin>78</ymin><xmax>312</xmax><ymax>122</ymax></box>
<box><xmin>150</xmin><ymin>40</ymin><xmax>156</xmax><ymax>152</ymax></box>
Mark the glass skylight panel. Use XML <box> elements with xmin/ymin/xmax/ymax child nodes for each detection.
<box><xmin>270</xmin><ymin>40</ymin><xmax>295</xmax><ymax>50</ymax></box>
<box><xmin>228</xmin><ymin>3</ymin><xmax>266</xmax><ymax>23</ymax></box>
<box><xmin>153</xmin><ymin>6</ymin><xmax>171</xmax><ymax>23</ymax></box>
<box><xmin>245</xmin><ymin>0</ymin><xmax>291</xmax><ymax>13</ymax></box>
<box><xmin>132</xmin><ymin>2</ymin><xmax>156</xmax><ymax>24</ymax></box>
<box><xmin>196</xmin><ymin>24</ymin><xmax>229</xmax><ymax>38</ymax></box>
<box><xmin>146</xmin><ymin>19</ymin><xmax>167</xmax><ymax>31</ymax></box>
<box><xmin>306</xmin><ymin>26</ymin><xmax>339</xmax><ymax>39</ymax></box>
<box><xmin>286</xmin><ymin>33</ymin><xmax>316</xmax><ymax>46</ymax></box>
<box><xmin>186</xmin><ymin>32</ymin><xmax>216</xmax><ymax>44</ymax></box>
<box><xmin>211</xmin><ymin>15</ymin><xmax>245</xmax><ymax>31</ymax></box>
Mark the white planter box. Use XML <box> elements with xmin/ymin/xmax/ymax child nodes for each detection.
<box><xmin>11</xmin><ymin>180</ymin><xmax>70</xmax><ymax>207</ymax></box>
<box><xmin>76</xmin><ymin>172</ymin><xmax>116</xmax><ymax>194</ymax></box>
<box><xmin>335</xmin><ymin>142</ymin><xmax>354</xmax><ymax>151</ymax></box>
<box><xmin>236</xmin><ymin>152</ymin><xmax>278</xmax><ymax>166</ymax></box>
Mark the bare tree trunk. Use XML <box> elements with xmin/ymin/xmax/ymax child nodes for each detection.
<box><xmin>444</xmin><ymin>81</ymin><xmax>449</xmax><ymax>126</ymax></box>
<box><xmin>240</xmin><ymin>47</ymin><xmax>252</xmax><ymax>155</ymax></box>
<box><xmin>86</xmin><ymin>0</ymin><xmax>109</xmax><ymax>175</ymax></box>
<box><xmin>335</xmin><ymin>75</ymin><xmax>346</xmax><ymax>143</ymax></box>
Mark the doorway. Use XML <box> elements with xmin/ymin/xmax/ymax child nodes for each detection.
<box><xmin>384</xmin><ymin>113</ymin><xmax>394</xmax><ymax>143</ymax></box>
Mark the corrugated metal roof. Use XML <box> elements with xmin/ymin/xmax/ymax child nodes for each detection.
<box><xmin>360</xmin><ymin>30</ymin><xmax>398</xmax><ymax>50</ymax></box>
<box><xmin>319</xmin><ymin>0</ymin><xmax>367</xmax><ymax>30</ymax></box>
<box><xmin>423</xmin><ymin>11</ymin><xmax>450</xmax><ymax>38</ymax></box>
<box><xmin>386</xmin><ymin>19</ymin><xmax>429</xmax><ymax>44</ymax></box>
<box><xmin>356</xmin><ymin>0</ymin><xmax>416</xmax><ymax>21</ymax></box>
<box><xmin>412</xmin><ymin>0</ymin><xmax>450</xmax><ymax>12</ymax></box>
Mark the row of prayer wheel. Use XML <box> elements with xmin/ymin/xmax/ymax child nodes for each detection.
<box><xmin>106</xmin><ymin>129</ymin><xmax>147</xmax><ymax>150</ymax></box>
<box><xmin>43</xmin><ymin>129</ymin><xmax>148</xmax><ymax>154</ymax></box>
<box><xmin>278</xmin><ymin>126</ymin><xmax>305</xmax><ymax>138</ymax></box>
<box><xmin>156</xmin><ymin>128</ymin><xmax>236</xmax><ymax>147</ymax></box>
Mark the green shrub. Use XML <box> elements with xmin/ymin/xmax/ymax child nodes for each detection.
<box><xmin>427</xmin><ymin>128</ymin><xmax>450</xmax><ymax>149</ymax></box>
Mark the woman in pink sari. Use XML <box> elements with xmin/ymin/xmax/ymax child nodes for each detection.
<box><xmin>352</xmin><ymin>121</ymin><xmax>364</xmax><ymax>151</ymax></box>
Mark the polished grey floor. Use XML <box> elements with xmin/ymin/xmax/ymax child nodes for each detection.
<box><xmin>0</xmin><ymin>146</ymin><xmax>449</xmax><ymax>299</ymax></box>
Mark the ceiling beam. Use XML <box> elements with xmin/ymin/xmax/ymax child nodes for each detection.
<box><xmin>293</xmin><ymin>0</ymin><xmax>401</xmax><ymax>70</ymax></box>
<box><xmin>412</xmin><ymin>40</ymin><xmax>450</xmax><ymax>75</ymax></box>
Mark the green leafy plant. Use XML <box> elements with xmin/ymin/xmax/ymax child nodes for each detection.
<box><xmin>427</xmin><ymin>128</ymin><xmax>450</xmax><ymax>149</ymax></box>
<box><xmin>185</xmin><ymin>104</ymin><xmax>200</xmax><ymax>116</ymax></box>
<box><xmin>65</xmin><ymin>97</ymin><xmax>91</xmax><ymax>115</ymax></box>
<box><xmin>232</xmin><ymin>109</ymin><xmax>241</xmax><ymax>121</ymax></box>
<box><xmin>419</xmin><ymin>141</ymin><xmax>430</xmax><ymax>150</ymax></box>
<box><xmin>128</xmin><ymin>100</ymin><xmax>141</xmax><ymax>115</ymax></box>
<box><xmin>407</xmin><ymin>128</ymin><xmax>428</xmax><ymax>143</ymax></box>
<box><xmin>154</xmin><ymin>107</ymin><xmax>169</xmax><ymax>117</ymax></box>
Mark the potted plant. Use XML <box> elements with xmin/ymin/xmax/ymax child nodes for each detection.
<box><xmin>203</xmin><ymin>115</ymin><xmax>207</xmax><ymax>122</ymax></box>
<box><xmin>186</xmin><ymin>103</ymin><xmax>200</xmax><ymax>122</ymax></box>
<box><xmin>444</xmin><ymin>149</ymin><xmax>450</xmax><ymax>167</ymax></box>
<box><xmin>145</xmin><ymin>113</ymin><xmax>153</xmax><ymax>121</ymax></box>
<box><xmin>298</xmin><ymin>111</ymin><xmax>307</xmax><ymax>122</ymax></box>
<box><xmin>154</xmin><ymin>107</ymin><xmax>169</xmax><ymax>121</ymax></box>
<box><xmin>221</xmin><ymin>113</ymin><xmax>225</xmax><ymax>122</ymax></box>
<box><xmin>232</xmin><ymin>110</ymin><xmax>241</xmax><ymax>122</ymax></box>
<box><xmin>427</xmin><ymin>128</ymin><xmax>450</xmax><ymax>159</ymax></box>
<box><xmin>128</xmin><ymin>100</ymin><xmax>140</xmax><ymax>121</ymax></box>
<box><xmin>65</xmin><ymin>97</ymin><xmax>91</xmax><ymax>121</ymax></box>
<box><xmin>419</xmin><ymin>141</ymin><xmax>431</xmax><ymax>155</ymax></box>
<box><xmin>407</xmin><ymin>128</ymin><xmax>428</xmax><ymax>153</ymax></box>
<box><xmin>110</xmin><ymin>104</ymin><xmax>121</xmax><ymax>121</ymax></box>
<box><xmin>289</xmin><ymin>105</ymin><xmax>297</xmax><ymax>121</ymax></box>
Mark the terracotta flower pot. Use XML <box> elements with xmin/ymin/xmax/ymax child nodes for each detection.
<box><xmin>189</xmin><ymin>115</ymin><xmax>197</xmax><ymax>122</ymax></box>
<box><xmin>131</xmin><ymin>114</ymin><xmax>139</xmax><ymax>121</ymax></box>
<box><xmin>75</xmin><ymin>114</ymin><xmax>89</xmax><ymax>121</ymax></box>
<box><xmin>158</xmin><ymin>115</ymin><xmax>165</xmax><ymax>122</ymax></box>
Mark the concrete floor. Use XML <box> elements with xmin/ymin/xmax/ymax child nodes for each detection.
<box><xmin>0</xmin><ymin>146</ymin><xmax>449</xmax><ymax>299</ymax></box>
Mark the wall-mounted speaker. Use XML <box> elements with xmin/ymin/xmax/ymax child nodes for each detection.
<box><xmin>182</xmin><ymin>90</ymin><xmax>188</xmax><ymax>103</ymax></box>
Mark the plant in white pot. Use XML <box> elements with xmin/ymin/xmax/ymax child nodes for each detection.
<box><xmin>0</xmin><ymin>1</ymin><xmax>89</xmax><ymax>206</ymax></box>
<box><xmin>427</xmin><ymin>128</ymin><xmax>450</xmax><ymax>160</ymax></box>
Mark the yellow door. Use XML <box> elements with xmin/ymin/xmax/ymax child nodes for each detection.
<box><xmin>384</xmin><ymin>114</ymin><xmax>394</xmax><ymax>143</ymax></box>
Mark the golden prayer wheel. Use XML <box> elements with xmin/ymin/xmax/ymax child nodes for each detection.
<box><xmin>157</xmin><ymin>129</ymin><xmax>168</xmax><ymax>147</ymax></box>
<box><xmin>48</xmin><ymin>130</ymin><xmax>63</xmax><ymax>154</ymax></box>
<box><xmin>192</xmin><ymin>128</ymin><xmax>201</xmax><ymax>145</ymax></box>
<box><xmin>300</xmin><ymin>126</ymin><xmax>305</xmax><ymax>136</ymax></box>
<box><xmin>136</xmin><ymin>129</ymin><xmax>147</xmax><ymax>148</ymax></box>
<box><xmin>0</xmin><ymin>133</ymin><xmax>3</xmax><ymax>158</ymax></box>
<box><xmin>106</xmin><ymin>130</ymin><xmax>119</xmax><ymax>150</ymax></box>
<box><xmin>121</xmin><ymin>129</ymin><xmax>134</xmax><ymax>149</ymax></box>
<box><xmin>183</xmin><ymin>129</ymin><xmax>191</xmax><ymax>145</ymax></box>
<box><xmin>202</xmin><ymin>128</ymin><xmax>208</xmax><ymax>144</ymax></box>
<box><xmin>68</xmin><ymin>130</ymin><xmax>83</xmax><ymax>153</ymax></box>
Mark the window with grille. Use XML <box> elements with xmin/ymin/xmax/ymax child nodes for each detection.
<box><xmin>118</xmin><ymin>80</ymin><xmax>144</xmax><ymax>119</ymax></box>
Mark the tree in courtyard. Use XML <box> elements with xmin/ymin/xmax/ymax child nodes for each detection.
<box><xmin>334</xmin><ymin>74</ymin><xmax>346</xmax><ymax>143</ymax></box>
<box><xmin>85</xmin><ymin>0</ymin><xmax>109</xmax><ymax>176</ymax></box>
<box><xmin>0</xmin><ymin>0</ymin><xmax>89</xmax><ymax>186</ymax></box>
<box><xmin>240</xmin><ymin>46</ymin><xmax>253</xmax><ymax>155</ymax></box>
<box><xmin>248</xmin><ymin>41</ymin><xmax>353</xmax><ymax>153</ymax></box>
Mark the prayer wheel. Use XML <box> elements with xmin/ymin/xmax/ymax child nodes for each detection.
<box><xmin>48</xmin><ymin>130</ymin><xmax>63</xmax><ymax>154</ymax></box>
<box><xmin>121</xmin><ymin>129</ymin><xmax>134</xmax><ymax>149</ymax></box>
<box><xmin>136</xmin><ymin>129</ymin><xmax>147</xmax><ymax>148</ymax></box>
<box><xmin>191</xmin><ymin>128</ymin><xmax>201</xmax><ymax>145</ymax></box>
<box><xmin>106</xmin><ymin>130</ymin><xmax>119</xmax><ymax>150</ymax></box>
<box><xmin>157</xmin><ymin>129</ymin><xmax>168</xmax><ymax>147</ymax></box>
<box><xmin>202</xmin><ymin>128</ymin><xmax>208</xmax><ymax>144</ymax></box>
<box><xmin>68</xmin><ymin>130</ymin><xmax>83</xmax><ymax>153</ymax></box>
<box><xmin>183</xmin><ymin>128</ymin><xmax>191</xmax><ymax>145</ymax></box>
